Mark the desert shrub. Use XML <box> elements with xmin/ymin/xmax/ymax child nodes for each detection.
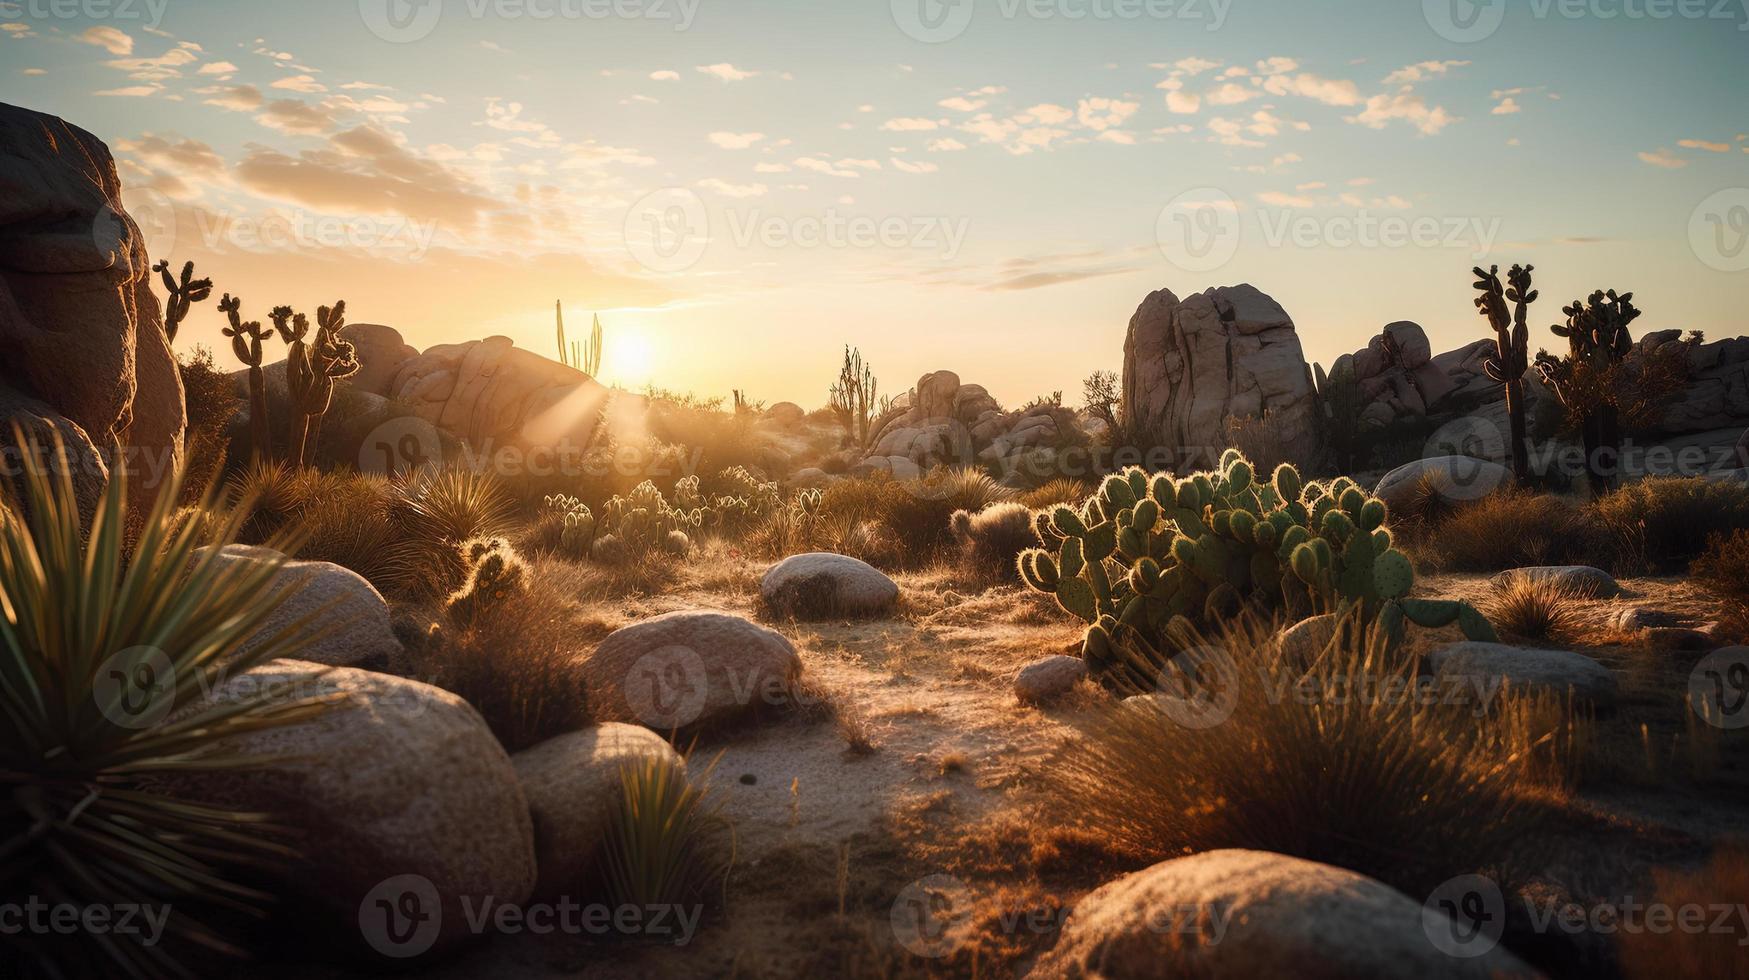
<box><xmin>1</xmin><ymin>435</ymin><xmax>336</xmax><ymax>978</ymax></box>
<box><xmin>1588</xmin><ymin>476</ymin><xmax>1749</xmax><ymax>574</ymax></box>
<box><xmin>950</xmin><ymin>502</ymin><xmax>1038</xmax><ymax>578</ymax></box>
<box><xmin>868</xmin><ymin>467</ymin><xmax>1017</xmax><ymax>567</ymax></box>
<box><xmin>1018</xmin><ymin>477</ymin><xmax>1093</xmax><ymax>510</ymax></box>
<box><xmin>1693</xmin><ymin>528</ymin><xmax>1749</xmax><ymax>600</ymax></box>
<box><xmin>410</xmin><ymin>584</ymin><xmax>591</xmax><ymax>752</ymax></box>
<box><xmin>1414</xmin><ymin>489</ymin><xmax>1594</xmax><ymax>572</ymax></box>
<box><xmin>601</xmin><ymin>753</ymin><xmax>729</xmax><ymax>909</ymax></box>
<box><xmin>395</xmin><ymin>466</ymin><xmax>517</xmax><ymax>550</ymax></box>
<box><xmin>1618</xmin><ymin>846</ymin><xmax>1749</xmax><ymax>980</ymax></box>
<box><xmin>1223</xmin><ymin>410</ymin><xmax>1299</xmax><ymax>474</ymax></box>
<box><xmin>1043</xmin><ymin>618</ymin><xmax>1573</xmax><ymax>897</ymax></box>
<box><xmin>1483</xmin><ymin>572</ymin><xmax>1583</xmax><ymax>644</ymax></box>
<box><xmin>445</xmin><ymin>537</ymin><xmax>530</xmax><ymax>625</ymax></box>
<box><xmin>226</xmin><ymin>462</ymin><xmax>425</xmax><ymax>593</ymax></box>
<box><xmin>177</xmin><ymin>344</ymin><xmax>241</xmax><ymax>501</ymax></box>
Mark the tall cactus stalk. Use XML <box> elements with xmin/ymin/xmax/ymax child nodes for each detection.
<box><xmin>288</xmin><ymin>301</ymin><xmax>360</xmax><ymax>467</ymax></box>
<box><xmin>1472</xmin><ymin>264</ymin><xmax>1536</xmax><ymax>486</ymax></box>
<box><xmin>153</xmin><ymin>259</ymin><xmax>213</xmax><ymax>344</ymax></box>
<box><xmin>555</xmin><ymin>301</ymin><xmax>605</xmax><ymax>377</ymax></box>
<box><xmin>220</xmin><ymin>293</ymin><xmax>274</xmax><ymax>461</ymax></box>
<box><xmin>1535</xmin><ymin>288</ymin><xmax>1640</xmax><ymax>496</ymax></box>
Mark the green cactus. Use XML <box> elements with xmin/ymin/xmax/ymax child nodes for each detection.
<box><xmin>219</xmin><ymin>293</ymin><xmax>275</xmax><ymax>461</ymax></box>
<box><xmin>543</xmin><ymin>494</ymin><xmax>596</xmax><ymax>557</ymax></box>
<box><xmin>1535</xmin><ymin>287</ymin><xmax>1642</xmax><ymax>495</ymax></box>
<box><xmin>1015</xmin><ymin>450</ymin><xmax>1495</xmax><ymax>688</ymax></box>
<box><xmin>1473</xmin><ymin>264</ymin><xmax>1536</xmax><ymax>486</ymax></box>
<box><xmin>446</xmin><ymin>537</ymin><xmax>528</xmax><ymax>623</ymax></box>
<box><xmin>153</xmin><ymin>259</ymin><xmax>212</xmax><ymax>344</ymax></box>
<box><xmin>286</xmin><ymin>302</ymin><xmax>360</xmax><ymax>467</ymax></box>
<box><xmin>587</xmin><ymin>479</ymin><xmax>704</xmax><ymax>562</ymax></box>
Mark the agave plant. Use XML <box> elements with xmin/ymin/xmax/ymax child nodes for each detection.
<box><xmin>601</xmin><ymin>752</ymin><xmax>729</xmax><ymax>910</ymax></box>
<box><xmin>0</xmin><ymin>430</ymin><xmax>340</xmax><ymax>978</ymax></box>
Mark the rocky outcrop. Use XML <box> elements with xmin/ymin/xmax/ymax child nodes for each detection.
<box><xmin>1653</xmin><ymin>331</ymin><xmax>1749</xmax><ymax>434</ymax></box>
<box><xmin>854</xmin><ymin>370</ymin><xmax>1087</xmax><ymax>484</ymax></box>
<box><xmin>0</xmin><ymin>102</ymin><xmax>184</xmax><ymax>518</ymax></box>
<box><xmin>1013</xmin><ymin>654</ymin><xmax>1087</xmax><ymax>704</ymax></box>
<box><xmin>385</xmin><ymin>335</ymin><xmax>627</xmax><ymax>451</ymax></box>
<box><xmin>1121</xmin><ymin>284</ymin><xmax>1319</xmax><ymax>471</ymax></box>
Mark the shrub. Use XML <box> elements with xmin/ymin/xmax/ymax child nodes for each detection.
<box><xmin>1413</xmin><ymin>489</ymin><xmax>1593</xmax><ymax>572</ymax></box>
<box><xmin>445</xmin><ymin>537</ymin><xmax>530</xmax><ymax>625</ymax></box>
<box><xmin>870</xmin><ymin>467</ymin><xmax>1016</xmax><ymax>567</ymax></box>
<box><xmin>177</xmin><ymin>344</ymin><xmax>241</xmax><ymax>501</ymax></box>
<box><xmin>1693</xmin><ymin>528</ymin><xmax>1749</xmax><ymax>601</ymax></box>
<box><xmin>1483</xmin><ymin>572</ymin><xmax>1583</xmax><ymax>644</ymax></box>
<box><xmin>1018</xmin><ymin>478</ymin><xmax>1093</xmax><ymax>510</ymax></box>
<box><xmin>601</xmin><ymin>753</ymin><xmax>729</xmax><ymax>909</ymax></box>
<box><xmin>1588</xmin><ymin>476</ymin><xmax>1749</xmax><ymax>574</ymax></box>
<box><xmin>1618</xmin><ymin>847</ymin><xmax>1749</xmax><ymax>980</ymax></box>
<box><xmin>950</xmin><ymin>502</ymin><xmax>1038</xmax><ymax>578</ymax></box>
<box><xmin>0</xmin><ymin>433</ymin><xmax>336</xmax><ymax>977</ymax></box>
<box><xmin>1043</xmin><ymin>618</ymin><xmax>1572</xmax><ymax>897</ymax></box>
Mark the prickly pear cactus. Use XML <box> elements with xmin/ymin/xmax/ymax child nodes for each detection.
<box><xmin>446</xmin><ymin>537</ymin><xmax>528</xmax><ymax>623</ymax></box>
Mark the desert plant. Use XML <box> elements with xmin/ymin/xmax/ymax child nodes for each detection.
<box><xmin>1588</xmin><ymin>476</ymin><xmax>1749</xmax><ymax>574</ymax></box>
<box><xmin>1313</xmin><ymin>358</ymin><xmax>1363</xmax><ymax>472</ymax></box>
<box><xmin>177</xmin><ymin>345</ymin><xmax>241</xmax><ymax>503</ymax></box>
<box><xmin>395</xmin><ymin>467</ymin><xmax>517</xmax><ymax>551</ymax></box>
<box><xmin>1042</xmin><ymin>617</ymin><xmax>1571</xmax><ymax>898</ymax></box>
<box><xmin>1483</xmin><ymin>572</ymin><xmax>1583</xmax><ymax>644</ymax></box>
<box><xmin>153</xmin><ymin>259</ymin><xmax>213</xmax><ymax>344</ymax></box>
<box><xmin>219</xmin><ymin>293</ymin><xmax>275</xmax><ymax>462</ymax></box>
<box><xmin>874</xmin><ymin>467</ymin><xmax>1016</xmax><ymax>567</ymax></box>
<box><xmin>950</xmin><ymin>502</ymin><xmax>1037</xmax><ymax>578</ymax></box>
<box><xmin>1019</xmin><ymin>478</ymin><xmax>1093</xmax><ymax>510</ymax></box>
<box><xmin>445</xmin><ymin>537</ymin><xmax>530</xmax><ymax>624</ymax></box>
<box><xmin>589</xmin><ymin>480</ymin><xmax>702</xmax><ymax>562</ymax></box>
<box><xmin>280</xmin><ymin>302</ymin><xmax>360</xmax><ymax>467</ymax></box>
<box><xmin>1535</xmin><ymin>288</ymin><xmax>1641</xmax><ymax>495</ymax></box>
<box><xmin>556</xmin><ymin>301</ymin><xmax>603</xmax><ymax>377</ymax></box>
<box><xmin>1618</xmin><ymin>846</ymin><xmax>1749</xmax><ymax>980</ymax></box>
<box><xmin>828</xmin><ymin>346</ymin><xmax>880</xmax><ymax>451</ymax></box>
<box><xmin>601</xmin><ymin>753</ymin><xmax>728</xmax><ymax>909</ymax></box>
<box><xmin>1017</xmin><ymin>451</ymin><xmax>1496</xmax><ymax>687</ymax></box>
<box><xmin>1410</xmin><ymin>488</ymin><xmax>1593</xmax><ymax>572</ymax></box>
<box><xmin>1473</xmin><ymin>263</ymin><xmax>1536</xmax><ymax>486</ymax></box>
<box><xmin>0</xmin><ymin>429</ymin><xmax>339</xmax><ymax>978</ymax></box>
<box><xmin>1081</xmin><ymin>370</ymin><xmax>1120</xmax><ymax>434</ymax></box>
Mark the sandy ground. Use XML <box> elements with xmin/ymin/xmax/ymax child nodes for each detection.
<box><xmin>278</xmin><ymin>563</ymin><xmax>1748</xmax><ymax>979</ymax></box>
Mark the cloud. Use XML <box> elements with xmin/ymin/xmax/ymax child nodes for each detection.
<box><xmin>1492</xmin><ymin>97</ymin><xmax>1521</xmax><ymax>115</ymax></box>
<box><xmin>1258</xmin><ymin>190</ymin><xmax>1316</xmax><ymax>208</ymax></box>
<box><xmin>117</xmin><ymin>134</ymin><xmax>226</xmax><ymax>177</ymax></box>
<box><xmin>1261</xmin><ymin>72</ymin><xmax>1361</xmax><ymax>107</ymax></box>
<box><xmin>697</xmin><ymin>63</ymin><xmax>757</xmax><ymax>81</ymax></box>
<box><xmin>79</xmin><ymin>25</ymin><xmax>133</xmax><ymax>55</ymax></box>
<box><xmin>795</xmin><ymin>157</ymin><xmax>862</xmax><ymax>178</ymax></box>
<box><xmin>708</xmin><ymin>131</ymin><xmax>766</xmax><ymax>149</ymax></box>
<box><xmin>20</xmin><ymin>68</ymin><xmax>45</xmax><ymax>76</ymax></box>
<box><xmin>1382</xmin><ymin>60</ymin><xmax>1470</xmax><ymax>85</ymax></box>
<box><xmin>1348</xmin><ymin>92</ymin><xmax>1455</xmax><ymax>135</ymax></box>
<box><xmin>3</xmin><ymin>23</ymin><xmax>37</xmax><ymax>38</ymax></box>
<box><xmin>928</xmin><ymin>137</ymin><xmax>967</xmax><ymax>152</ymax></box>
<box><xmin>753</xmin><ymin>162</ymin><xmax>791</xmax><ymax>173</ymax></box>
<box><xmin>891</xmin><ymin>157</ymin><xmax>939</xmax><ymax>173</ymax></box>
<box><xmin>1207</xmin><ymin>117</ymin><xmax>1264</xmax><ymax>147</ymax></box>
<box><xmin>1205</xmin><ymin>82</ymin><xmax>1261</xmax><ymax>106</ymax></box>
<box><xmin>1077</xmin><ymin>97</ymin><xmax>1138</xmax><ymax>131</ymax></box>
<box><xmin>1174</xmin><ymin>57</ymin><xmax>1221</xmax><ymax>76</ymax></box>
<box><xmin>1637</xmin><ymin>148</ymin><xmax>1688</xmax><ymax>168</ymax></box>
<box><xmin>203</xmin><ymin>84</ymin><xmax>265</xmax><ymax>111</ymax></box>
<box><xmin>1678</xmin><ymin>138</ymin><xmax>1732</xmax><ymax>153</ymax></box>
<box><xmin>939</xmin><ymin>96</ymin><xmax>987</xmax><ymax>112</ymax></box>
<box><xmin>1022</xmin><ymin>103</ymin><xmax>1073</xmax><ymax>125</ymax></box>
<box><xmin>697</xmin><ymin>177</ymin><xmax>767</xmax><ymax>198</ymax></box>
<box><xmin>650</xmin><ymin>70</ymin><xmax>679</xmax><ymax>81</ymax></box>
<box><xmin>881</xmin><ymin>117</ymin><xmax>940</xmax><ymax>131</ymax></box>
<box><xmin>198</xmin><ymin>60</ymin><xmax>239</xmax><ymax>76</ymax></box>
<box><xmin>95</xmin><ymin>85</ymin><xmax>161</xmax><ymax>98</ymax></box>
<box><xmin>271</xmin><ymin>74</ymin><xmax>327</xmax><ymax>93</ymax></box>
<box><xmin>1165</xmin><ymin>88</ymin><xmax>1201</xmax><ymax>114</ymax></box>
<box><xmin>235</xmin><ymin>124</ymin><xmax>500</xmax><ymax>226</ymax></box>
<box><xmin>256</xmin><ymin>98</ymin><xmax>336</xmax><ymax>135</ymax></box>
<box><xmin>1096</xmin><ymin>130</ymin><xmax>1136</xmax><ymax>145</ymax></box>
<box><xmin>1255</xmin><ymin>56</ymin><xmax>1299</xmax><ymax>75</ymax></box>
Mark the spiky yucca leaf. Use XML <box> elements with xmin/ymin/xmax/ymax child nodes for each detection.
<box><xmin>1</xmin><ymin>429</ymin><xmax>341</xmax><ymax>979</ymax></box>
<box><xmin>600</xmin><ymin>752</ymin><xmax>729</xmax><ymax>910</ymax></box>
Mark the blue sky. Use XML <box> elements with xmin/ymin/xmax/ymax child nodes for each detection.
<box><xmin>2</xmin><ymin>0</ymin><xmax>1745</xmax><ymax>405</ymax></box>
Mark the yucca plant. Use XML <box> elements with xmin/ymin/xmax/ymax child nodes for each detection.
<box><xmin>600</xmin><ymin>753</ymin><xmax>730</xmax><ymax>911</ymax></box>
<box><xmin>0</xmin><ymin>430</ymin><xmax>341</xmax><ymax>978</ymax></box>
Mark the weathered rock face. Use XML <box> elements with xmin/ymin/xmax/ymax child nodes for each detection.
<box><xmin>387</xmin><ymin>335</ymin><xmax>625</xmax><ymax>450</ymax></box>
<box><xmin>1121</xmin><ymin>284</ymin><xmax>1319</xmax><ymax>471</ymax></box>
<box><xmin>855</xmin><ymin>370</ymin><xmax>1088</xmax><ymax>484</ymax></box>
<box><xmin>198</xmin><ymin>545</ymin><xmax>403</xmax><ymax>671</ymax></box>
<box><xmin>1654</xmin><ymin>331</ymin><xmax>1749</xmax><ymax>434</ymax></box>
<box><xmin>0</xmin><ymin>102</ymin><xmax>184</xmax><ymax>516</ymax></box>
<box><xmin>341</xmin><ymin>322</ymin><xmax>419</xmax><ymax>396</ymax></box>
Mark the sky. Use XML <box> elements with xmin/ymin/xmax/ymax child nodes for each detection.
<box><xmin>2</xmin><ymin>0</ymin><xmax>1746</xmax><ymax>407</ymax></box>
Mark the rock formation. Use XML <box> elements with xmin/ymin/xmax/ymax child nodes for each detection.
<box><xmin>0</xmin><ymin>102</ymin><xmax>184</xmax><ymax>516</ymax></box>
<box><xmin>853</xmin><ymin>369</ymin><xmax>1088</xmax><ymax>483</ymax></box>
<box><xmin>1121</xmin><ymin>284</ymin><xmax>1319</xmax><ymax>471</ymax></box>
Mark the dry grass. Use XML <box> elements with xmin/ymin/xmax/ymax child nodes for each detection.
<box><xmin>1410</xmin><ymin>488</ymin><xmax>1594</xmax><ymax>572</ymax></box>
<box><xmin>1484</xmin><ymin>571</ymin><xmax>1585</xmax><ymax>645</ymax></box>
<box><xmin>819</xmin><ymin>468</ymin><xmax>1015</xmax><ymax>569</ymax></box>
<box><xmin>1618</xmin><ymin>845</ymin><xmax>1749</xmax><ymax>980</ymax></box>
<box><xmin>948</xmin><ymin>501</ymin><xmax>1037</xmax><ymax>582</ymax></box>
<box><xmin>1041</xmin><ymin>618</ymin><xmax>1581</xmax><ymax>897</ymax></box>
<box><xmin>1588</xmin><ymin>476</ymin><xmax>1749</xmax><ymax>575</ymax></box>
<box><xmin>1017</xmin><ymin>478</ymin><xmax>1092</xmax><ymax>510</ymax></box>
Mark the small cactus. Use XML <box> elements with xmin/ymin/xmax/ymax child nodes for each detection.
<box><xmin>446</xmin><ymin>537</ymin><xmax>528</xmax><ymax>623</ymax></box>
<box><xmin>153</xmin><ymin>259</ymin><xmax>212</xmax><ymax>343</ymax></box>
<box><xmin>285</xmin><ymin>301</ymin><xmax>360</xmax><ymax>467</ymax></box>
<box><xmin>220</xmin><ymin>293</ymin><xmax>275</xmax><ymax>461</ymax></box>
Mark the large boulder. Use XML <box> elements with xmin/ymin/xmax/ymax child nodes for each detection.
<box><xmin>0</xmin><ymin>102</ymin><xmax>184</xmax><ymax>518</ymax></box>
<box><xmin>1490</xmin><ymin>565</ymin><xmax>1620</xmax><ymax>599</ymax></box>
<box><xmin>582</xmin><ymin>610</ymin><xmax>803</xmax><ymax>729</ymax></box>
<box><xmin>197</xmin><ymin>545</ymin><xmax>402</xmax><ymax>670</ymax></box>
<box><xmin>1013</xmin><ymin>654</ymin><xmax>1087</xmax><ymax>704</ymax></box>
<box><xmin>1428</xmin><ymin>642</ymin><xmax>1620</xmax><ymax>708</ymax></box>
<box><xmin>858</xmin><ymin>370</ymin><xmax>1087</xmax><ymax>479</ymax></box>
<box><xmin>761</xmin><ymin>552</ymin><xmax>900</xmax><ymax>619</ymax></box>
<box><xmin>1121</xmin><ymin>284</ymin><xmax>1319</xmax><ymax>471</ymax></box>
<box><xmin>1374</xmin><ymin>455</ymin><xmax>1511</xmax><ymax>515</ymax></box>
<box><xmin>173</xmin><ymin>662</ymin><xmax>536</xmax><ymax>957</ymax></box>
<box><xmin>1656</xmin><ymin>332</ymin><xmax>1749</xmax><ymax>434</ymax></box>
<box><xmin>341</xmin><ymin>322</ymin><xmax>419</xmax><ymax>396</ymax></box>
<box><xmin>1033</xmin><ymin>849</ymin><xmax>1537</xmax><ymax>979</ymax></box>
<box><xmin>512</xmin><ymin>723</ymin><xmax>684</xmax><ymax>897</ymax></box>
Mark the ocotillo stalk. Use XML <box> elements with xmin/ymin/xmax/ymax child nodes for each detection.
<box><xmin>153</xmin><ymin>259</ymin><xmax>213</xmax><ymax>344</ymax></box>
<box><xmin>1473</xmin><ymin>264</ymin><xmax>1536</xmax><ymax>486</ymax></box>
<box><xmin>585</xmin><ymin>313</ymin><xmax>603</xmax><ymax>377</ymax></box>
<box><xmin>219</xmin><ymin>293</ymin><xmax>274</xmax><ymax>461</ymax></box>
<box><xmin>294</xmin><ymin>301</ymin><xmax>359</xmax><ymax>466</ymax></box>
<box><xmin>556</xmin><ymin>299</ymin><xmax>569</xmax><ymax>367</ymax></box>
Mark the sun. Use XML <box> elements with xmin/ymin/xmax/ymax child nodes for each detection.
<box><xmin>608</xmin><ymin>327</ymin><xmax>657</xmax><ymax>388</ymax></box>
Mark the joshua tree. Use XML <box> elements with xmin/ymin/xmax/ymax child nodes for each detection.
<box><xmin>1472</xmin><ymin>264</ymin><xmax>1537</xmax><ymax>485</ymax></box>
<box><xmin>829</xmin><ymin>345</ymin><xmax>880</xmax><ymax>450</ymax></box>
<box><xmin>153</xmin><ymin>259</ymin><xmax>213</xmax><ymax>343</ymax></box>
<box><xmin>288</xmin><ymin>301</ymin><xmax>361</xmax><ymax>466</ymax></box>
<box><xmin>556</xmin><ymin>301</ymin><xmax>604</xmax><ymax>377</ymax></box>
<box><xmin>219</xmin><ymin>293</ymin><xmax>273</xmax><ymax>460</ymax></box>
<box><xmin>1534</xmin><ymin>288</ymin><xmax>1640</xmax><ymax>495</ymax></box>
